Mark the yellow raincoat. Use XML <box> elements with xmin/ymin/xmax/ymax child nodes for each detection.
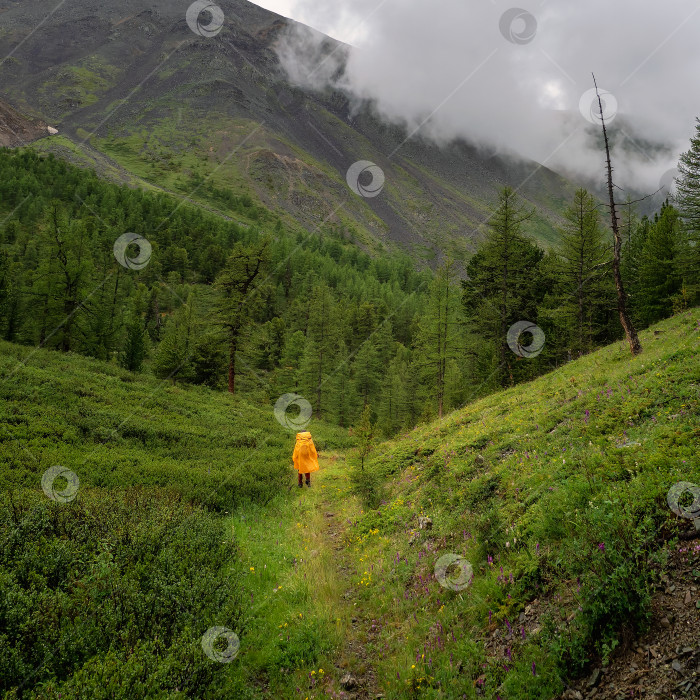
<box><xmin>293</xmin><ymin>432</ymin><xmax>319</xmax><ymax>474</ymax></box>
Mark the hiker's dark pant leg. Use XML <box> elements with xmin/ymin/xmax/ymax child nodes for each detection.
<box><xmin>305</xmin><ymin>473</ymin><xmax>310</xmax><ymax>484</ymax></box>
<box><xmin>298</xmin><ymin>472</ymin><xmax>303</xmax><ymax>486</ymax></box>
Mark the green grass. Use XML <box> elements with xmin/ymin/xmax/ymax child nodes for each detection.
<box><xmin>0</xmin><ymin>340</ymin><xmax>351</xmax><ymax>510</ymax></box>
<box><xmin>333</xmin><ymin>309</ymin><xmax>700</xmax><ymax>698</ymax></box>
<box><xmin>229</xmin><ymin>453</ymin><xmax>354</xmax><ymax>698</ymax></box>
<box><xmin>37</xmin><ymin>60</ymin><xmax>120</xmax><ymax>118</ymax></box>
<box><xmin>2</xmin><ymin>310</ymin><xmax>699</xmax><ymax>698</ymax></box>
<box><xmin>0</xmin><ymin>339</ymin><xmax>352</xmax><ymax>698</ymax></box>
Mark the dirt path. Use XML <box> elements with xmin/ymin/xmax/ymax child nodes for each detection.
<box><xmin>309</xmin><ymin>452</ymin><xmax>382</xmax><ymax>699</ymax></box>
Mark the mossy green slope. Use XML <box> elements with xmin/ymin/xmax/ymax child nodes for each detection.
<box><xmin>0</xmin><ymin>339</ymin><xmax>351</xmax><ymax>698</ymax></box>
<box><xmin>2</xmin><ymin>310</ymin><xmax>698</xmax><ymax>698</ymax></box>
<box><xmin>334</xmin><ymin>310</ymin><xmax>700</xmax><ymax>698</ymax></box>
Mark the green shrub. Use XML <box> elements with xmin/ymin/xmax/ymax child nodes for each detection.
<box><xmin>0</xmin><ymin>489</ymin><xmax>245</xmax><ymax>696</ymax></box>
<box><xmin>542</xmin><ymin>502</ymin><xmax>656</xmax><ymax>677</ymax></box>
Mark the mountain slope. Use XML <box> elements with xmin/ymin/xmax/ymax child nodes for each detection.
<box><xmin>0</xmin><ymin>0</ymin><xmax>578</xmax><ymax>261</ymax></box>
<box><xmin>1</xmin><ymin>304</ymin><xmax>698</xmax><ymax>697</ymax></box>
<box><xmin>0</xmin><ymin>97</ymin><xmax>49</xmax><ymax>146</ymax></box>
<box><xmin>0</xmin><ymin>337</ymin><xmax>353</xmax><ymax>698</ymax></box>
<box><xmin>330</xmin><ymin>309</ymin><xmax>700</xmax><ymax>698</ymax></box>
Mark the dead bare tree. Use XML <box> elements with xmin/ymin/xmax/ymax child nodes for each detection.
<box><xmin>592</xmin><ymin>74</ymin><xmax>642</xmax><ymax>355</ymax></box>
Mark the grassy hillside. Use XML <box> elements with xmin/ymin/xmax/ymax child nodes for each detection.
<box><xmin>317</xmin><ymin>310</ymin><xmax>700</xmax><ymax>698</ymax></box>
<box><xmin>0</xmin><ymin>339</ymin><xmax>352</xmax><ymax>697</ymax></box>
<box><xmin>2</xmin><ymin>310</ymin><xmax>698</xmax><ymax>699</ymax></box>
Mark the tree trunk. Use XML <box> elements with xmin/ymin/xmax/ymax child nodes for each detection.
<box><xmin>502</xmin><ymin>202</ymin><xmax>511</xmax><ymax>385</ymax></box>
<box><xmin>62</xmin><ymin>293</ymin><xmax>75</xmax><ymax>352</ymax></box>
<box><xmin>593</xmin><ymin>75</ymin><xmax>642</xmax><ymax>356</ymax></box>
<box><xmin>228</xmin><ymin>334</ymin><xmax>237</xmax><ymax>394</ymax></box>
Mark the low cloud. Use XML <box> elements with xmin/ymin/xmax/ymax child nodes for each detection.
<box><xmin>273</xmin><ymin>0</ymin><xmax>700</xmax><ymax>193</ymax></box>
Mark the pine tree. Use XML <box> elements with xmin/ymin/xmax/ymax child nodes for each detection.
<box><xmin>620</xmin><ymin>194</ymin><xmax>639</xmax><ymax>246</ymax></box>
<box><xmin>555</xmin><ymin>189</ymin><xmax>613</xmax><ymax>356</ymax></box>
<box><xmin>191</xmin><ymin>334</ymin><xmax>228</xmax><ymax>388</ymax></box>
<box><xmin>82</xmin><ymin>248</ymin><xmax>127</xmax><ymax>361</ymax></box>
<box><xmin>621</xmin><ymin>216</ymin><xmax>650</xmax><ymax>324</ymax></box>
<box><xmin>32</xmin><ymin>202</ymin><xmax>94</xmax><ymax>351</ymax></box>
<box><xmin>276</xmin><ymin>330</ymin><xmax>306</xmax><ymax>394</ymax></box>
<box><xmin>349</xmin><ymin>302</ymin><xmax>377</xmax><ymax>350</ymax></box>
<box><xmin>352</xmin><ymin>339</ymin><xmax>381</xmax><ymax>409</ymax></box>
<box><xmin>152</xmin><ymin>301</ymin><xmax>195</xmax><ymax>383</ymax></box>
<box><xmin>377</xmin><ymin>344</ymin><xmax>416</xmax><ymax>434</ymax></box>
<box><xmin>299</xmin><ymin>337</ymin><xmax>321</xmax><ymax>409</ymax></box>
<box><xmin>593</xmin><ymin>75</ymin><xmax>642</xmax><ymax>355</ymax></box>
<box><xmin>303</xmin><ymin>282</ymin><xmax>339</xmax><ymax>415</ymax></box>
<box><xmin>0</xmin><ymin>251</ymin><xmax>11</xmax><ymax>338</ymax></box>
<box><xmin>120</xmin><ymin>316</ymin><xmax>147</xmax><ymax>372</ymax></box>
<box><xmin>354</xmin><ymin>404</ymin><xmax>376</xmax><ymax>471</ymax></box>
<box><xmin>414</xmin><ymin>258</ymin><xmax>462</xmax><ymax>416</ymax></box>
<box><xmin>214</xmin><ymin>239</ymin><xmax>269</xmax><ymax>394</ymax></box>
<box><xmin>326</xmin><ymin>339</ymin><xmax>357</xmax><ymax>427</ymax></box>
<box><xmin>372</xmin><ymin>319</ymin><xmax>395</xmax><ymax>369</ymax></box>
<box><xmin>674</xmin><ymin>118</ymin><xmax>700</xmax><ymax>304</ymax></box>
<box><xmin>636</xmin><ymin>202</ymin><xmax>683</xmax><ymax>325</ymax></box>
<box><xmin>462</xmin><ymin>187</ymin><xmax>545</xmax><ymax>387</ymax></box>
<box><xmin>676</xmin><ymin>117</ymin><xmax>700</xmax><ymax>238</ymax></box>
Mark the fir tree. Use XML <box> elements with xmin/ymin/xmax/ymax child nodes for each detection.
<box><xmin>214</xmin><ymin>239</ymin><xmax>269</xmax><ymax>394</ymax></box>
<box><xmin>637</xmin><ymin>202</ymin><xmax>683</xmax><ymax>325</ymax></box>
<box><xmin>555</xmin><ymin>188</ymin><xmax>613</xmax><ymax>356</ymax></box>
<box><xmin>462</xmin><ymin>187</ymin><xmax>544</xmax><ymax>387</ymax></box>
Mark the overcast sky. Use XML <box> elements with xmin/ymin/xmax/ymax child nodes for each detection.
<box><xmin>251</xmin><ymin>0</ymin><xmax>700</xmax><ymax>191</ymax></box>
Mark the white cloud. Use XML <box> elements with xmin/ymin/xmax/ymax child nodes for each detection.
<box><xmin>266</xmin><ymin>0</ymin><xmax>700</xmax><ymax>191</ymax></box>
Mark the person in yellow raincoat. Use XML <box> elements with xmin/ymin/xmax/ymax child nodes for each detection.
<box><xmin>293</xmin><ymin>431</ymin><xmax>319</xmax><ymax>488</ymax></box>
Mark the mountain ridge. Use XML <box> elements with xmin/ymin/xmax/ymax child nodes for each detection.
<box><xmin>0</xmin><ymin>0</ymin><xmax>578</xmax><ymax>261</ymax></box>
